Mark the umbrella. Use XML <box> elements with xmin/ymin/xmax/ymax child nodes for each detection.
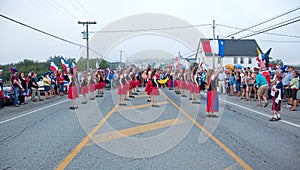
<box><xmin>225</xmin><ymin>64</ymin><xmax>234</xmax><ymax>71</ymax></box>
<box><xmin>234</xmin><ymin>64</ymin><xmax>242</xmax><ymax>69</ymax></box>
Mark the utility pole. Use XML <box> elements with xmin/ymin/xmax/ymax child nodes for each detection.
<box><xmin>212</xmin><ymin>20</ymin><xmax>216</xmax><ymax>69</ymax></box>
<box><xmin>78</xmin><ymin>21</ymin><xmax>97</xmax><ymax>71</ymax></box>
<box><xmin>118</xmin><ymin>50</ymin><xmax>124</xmax><ymax>69</ymax></box>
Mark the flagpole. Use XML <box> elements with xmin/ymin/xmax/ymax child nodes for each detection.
<box><xmin>212</xmin><ymin>20</ymin><xmax>216</xmax><ymax>70</ymax></box>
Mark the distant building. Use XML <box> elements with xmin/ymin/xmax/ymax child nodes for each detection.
<box><xmin>200</xmin><ymin>39</ymin><xmax>261</xmax><ymax>69</ymax></box>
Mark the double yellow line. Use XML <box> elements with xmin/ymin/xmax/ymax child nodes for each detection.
<box><xmin>56</xmin><ymin>91</ymin><xmax>252</xmax><ymax>170</ymax></box>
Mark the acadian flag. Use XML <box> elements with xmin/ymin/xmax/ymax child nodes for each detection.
<box><xmin>49</xmin><ymin>60</ymin><xmax>58</xmax><ymax>72</ymax></box>
<box><xmin>256</xmin><ymin>48</ymin><xmax>264</xmax><ymax>61</ymax></box>
<box><xmin>60</xmin><ymin>56</ymin><xmax>69</xmax><ymax>71</ymax></box>
<box><xmin>202</xmin><ymin>39</ymin><xmax>225</xmax><ymax>57</ymax></box>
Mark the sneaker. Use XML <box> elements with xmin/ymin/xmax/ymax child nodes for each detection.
<box><xmin>264</xmin><ymin>103</ymin><xmax>268</xmax><ymax>107</ymax></box>
<box><xmin>277</xmin><ymin>117</ymin><xmax>281</xmax><ymax>120</ymax></box>
<box><xmin>269</xmin><ymin>117</ymin><xmax>278</xmax><ymax>121</ymax></box>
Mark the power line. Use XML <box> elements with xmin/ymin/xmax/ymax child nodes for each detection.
<box><xmin>224</xmin><ymin>6</ymin><xmax>300</xmax><ymax>38</ymax></box>
<box><xmin>91</xmin><ymin>24</ymin><xmax>212</xmax><ymax>33</ymax></box>
<box><xmin>0</xmin><ymin>14</ymin><xmax>103</xmax><ymax>57</ymax></box>
<box><xmin>258</xmin><ymin>40</ymin><xmax>300</xmax><ymax>43</ymax></box>
<box><xmin>238</xmin><ymin>16</ymin><xmax>300</xmax><ymax>39</ymax></box>
<box><xmin>217</xmin><ymin>24</ymin><xmax>300</xmax><ymax>39</ymax></box>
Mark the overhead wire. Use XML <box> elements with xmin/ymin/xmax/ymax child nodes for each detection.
<box><xmin>224</xmin><ymin>6</ymin><xmax>300</xmax><ymax>38</ymax></box>
<box><xmin>91</xmin><ymin>24</ymin><xmax>212</xmax><ymax>33</ymax></box>
<box><xmin>217</xmin><ymin>24</ymin><xmax>300</xmax><ymax>39</ymax></box>
<box><xmin>238</xmin><ymin>16</ymin><xmax>300</xmax><ymax>39</ymax></box>
<box><xmin>0</xmin><ymin>14</ymin><xmax>103</xmax><ymax>57</ymax></box>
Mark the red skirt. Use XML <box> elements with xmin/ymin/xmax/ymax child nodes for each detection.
<box><xmin>206</xmin><ymin>90</ymin><xmax>219</xmax><ymax>112</ymax></box>
<box><xmin>99</xmin><ymin>82</ymin><xmax>106</xmax><ymax>89</ymax></box>
<box><xmin>188</xmin><ymin>82</ymin><xmax>193</xmax><ymax>91</ymax></box>
<box><xmin>150</xmin><ymin>86</ymin><xmax>160</xmax><ymax>96</ymax></box>
<box><xmin>190</xmin><ymin>84</ymin><xmax>199</xmax><ymax>93</ymax></box>
<box><xmin>179</xmin><ymin>80</ymin><xmax>187</xmax><ymax>89</ymax></box>
<box><xmin>89</xmin><ymin>84</ymin><xmax>95</xmax><ymax>92</ymax></box>
<box><xmin>118</xmin><ymin>84</ymin><xmax>127</xmax><ymax>95</ymax></box>
<box><xmin>68</xmin><ymin>86</ymin><xmax>79</xmax><ymax>99</ymax></box>
<box><xmin>145</xmin><ymin>81</ymin><xmax>152</xmax><ymax>95</ymax></box>
<box><xmin>168</xmin><ymin>79</ymin><xmax>172</xmax><ymax>88</ymax></box>
<box><xmin>129</xmin><ymin>80</ymin><xmax>135</xmax><ymax>89</ymax></box>
<box><xmin>134</xmin><ymin>79</ymin><xmax>141</xmax><ymax>87</ymax></box>
<box><xmin>174</xmin><ymin>80</ymin><xmax>179</xmax><ymax>87</ymax></box>
<box><xmin>81</xmin><ymin>86</ymin><xmax>89</xmax><ymax>94</ymax></box>
<box><xmin>95</xmin><ymin>82</ymin><xmax>101</xmax><ymax>89</ymax></box>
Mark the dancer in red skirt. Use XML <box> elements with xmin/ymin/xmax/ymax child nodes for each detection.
<box><xmin>134</xmin><ymin>70</ymin><xmax>141</xmax><ymax>93</ymax></box>
<box><xmin>191</xmin><ymin>68</ymin><xmax>200</xmax><ymax>104</ymax></box>
<box><xmin>179</xmin><ymin>69</ymin><xmax>187</xmax><ymax>97</ymax></box>
<box><xmin>98</xmin><ymin>71</ymin><xmax>106</xmax><ymax>97</ymax></box>
<box><xmin>68</xmin><ymin>68</ymin><xmax>79</xmax><ymax>109</ymax></box>
<box><xmin>118</xmin><ymin>70</ymin><xmax>127</xmax><ymax>105</ymax></box>
<box><xmin>80</xmin><ymin>71</ymin><xmax>88</xmax><ymax>104</ymax></box>
<box><xmin>95</xmin><ymin>70</ymin><xmax>101</xmax><ymax>97</ymax></box>
<box><xmin>174</xmin><ymin>70</ymin><xmax>180</xmax><ymax>94</ymax></box>
<box><xmin>89</xmin><ymin>71</ymin><xmax>96</xmax><ymax>100</ymax></box>
<box><xmin>144</xmin><ymin>68</ymin><xmax>152</xmax><ymax>102</ymax></box>
<box><xmin>150</xmin><ymin>69</ymin><xmax>160</xmax><ymax>107</ymax></box>
<box><xmin>206</xmin><ymin>68</ymin><xmax>221</xmax><ymax>117</ymax></box>
<box><xmin>128</xmin><ymin>68</ymin><xmax>135</xmax><ymax>98</ymax></box>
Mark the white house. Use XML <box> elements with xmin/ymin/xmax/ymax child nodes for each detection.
<box><xmin>199</xmin><ymin>39</ymin><xmax>261</xmax><ymax>69</ymax></box>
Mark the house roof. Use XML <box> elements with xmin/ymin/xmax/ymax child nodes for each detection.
<box><xmin>200</xmin><ymin>39</ymin><xmax>261</xmax><ymax>57</ymax></box>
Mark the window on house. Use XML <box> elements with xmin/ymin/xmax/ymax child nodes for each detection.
<box><xmin>234</xmin><ymin>57</ymin><xmax>237</xmax><ymax>64</ymax></box>
<box><xmin>240</xmin><ymin>57</ymin><xmax>244</xmax><ymax>64</ymax></box>
<box><xmin>248</xmin><ymin>58</ymin><xmax>252</xmax><ymax>64</ymax></box>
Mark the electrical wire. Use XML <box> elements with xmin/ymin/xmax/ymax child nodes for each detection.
<box><xmin>224</xmin><ymin>6</ymin><xmax>300</xmax><ymax>38</ymax></box>
<box><xmin>217</xmin><ymin>24</ymin><xmax>300</xmax><ymax>39</ymax></box>
<box><xmin>238</xmin><ymin>16</ymin><xmax>300</xmax><ymax>39</ymax></box>
<box><xmin>91</xmin><ymin>24</ymin><xmax>212</xmax><ymax>33</ymax></box>
<box><xmin>0</xmin><ymin>14</ymin><xmax>103</xmax><ymax>57</ymax></box>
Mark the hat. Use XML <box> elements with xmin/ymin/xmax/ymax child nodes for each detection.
<box><xmin>276</xmin><ymin>74</ymin><xmax>282</xmax><ymax>80</ymax></box>
<box><xmin>10</xmin><ymin>68</ymin><xmax>18</xmax><ymax>74</ymax></box>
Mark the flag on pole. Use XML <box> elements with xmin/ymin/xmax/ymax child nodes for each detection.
<box><xmin>256</xmin><ymin>48</ymin><xmax>265</xmax><ymax>61</ymax></box>
<box><xmin>202</xmin><ymin>41</ymin><xmax>212</xmax><ymax>53</ymax></box>
<box><xmin>49</xmin><ymin>60</ymin><xmax>58</xmax><ymax>72</ymax></box>
<box><xmin>60</xmin><ymin>56</ymin><xmax>69</xmax><ymax>71</ymax></box>
<box><xmin>202</xmin><ymin>40</ymin><xmax>225</xmax><ymax>57</ymax></box>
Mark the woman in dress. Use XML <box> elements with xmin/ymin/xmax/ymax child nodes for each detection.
<box><xmin>80</xmin><ymin>71</ymin><xmax>88</xmax><ymax>104</ymax></box>
<box><xmin>150</xmin><ymin>69</ymin><xmax>160</xmax><ymax>107</ymax></box>
<box><xmin>89</xmin><ymin>70</ymin><xmax>96</xmax><ymax>100</ymax></box>
<box><xmin>68</xmin><ymin>68</ymin><xmax>79</xmax><ymax>109</ymax></box>
<box><xmin>191</xmin><ymin>68</ymin><xmax>200</xmax><ymax>104</ymax></box>
<box><xmin>118</xmin><ymin>69</ymin><xmax>127</xmax><ymax>105</ymax></box>
<box><xmin>206</xmin><ymin>68</ymin><xmax>221</xmax><ymax>117</ymax></box>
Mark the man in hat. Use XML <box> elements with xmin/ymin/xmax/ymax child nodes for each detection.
<box><xmin>0</xmin><ymin>69</ymin><xmax>3</xmax><ymax>90</ymax></box>
<box><xmin>10</xmin><ymin>68</ymin><xmax>23</xmax><ymax>107</ymax></box>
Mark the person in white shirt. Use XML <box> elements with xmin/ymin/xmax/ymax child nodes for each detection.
<box><xmin>217</xmin><ymin>70</ymin><xmax>227</xmax><ymax>94</ymax></box>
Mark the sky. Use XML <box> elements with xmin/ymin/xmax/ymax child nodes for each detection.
<box><xmin>0</xmin><ymin>0</ymin><xmax>300</xmax><ymax>65</ymax></box>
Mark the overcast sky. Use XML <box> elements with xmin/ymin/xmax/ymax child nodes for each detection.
<box><xmin>1</xmin><ymin>0</ymin><xmax>299</xmax><ymax>65</ymax></box>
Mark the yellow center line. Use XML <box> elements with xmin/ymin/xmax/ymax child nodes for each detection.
<box><xmin>55</xmin><ymin>105</ymin><xmax>119</xmax><ymax>170</ymax></box>
<box><xmin>161</xmin><ymin>91</ymin><xmax>253</xmax><ymax>170</ymax></box>
<box><xmin>118</xmin><ymin>101</ymin><xmax>168</xmax><ymax>111</ymax></box>
<box><xmin>86</xmin><ymin>118</ymin><xmax>184</xmax><ymax>146</ymax></box>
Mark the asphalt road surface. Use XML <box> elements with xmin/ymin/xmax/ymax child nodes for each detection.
<box><xmin>0</xmin><ymin>88</ymin><xmax>299</xmax><ymax>170</ymax></box>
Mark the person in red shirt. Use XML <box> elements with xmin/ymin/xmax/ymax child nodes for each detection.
<box><xmin>10</xmin><ymin>68</ymin><xmax>23</xmax><ymax>107</ymax></box>
<box><xmin>57</xmin><ymin>69</ymin><xmax>65</xmax><ymax>96</ymax></box>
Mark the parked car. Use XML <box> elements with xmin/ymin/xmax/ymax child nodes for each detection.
<box><xmin>0</xmin><ymin>87</ymin><xmax>13</xmax><ymax>107</ymax></box>
<box><xmin>37</xmin><ymin>79</ymin><xmax>45</xmax><ymax>95</ymax></box>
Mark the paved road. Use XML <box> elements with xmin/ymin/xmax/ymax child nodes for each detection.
<box><xmin>0</xmin><ymin>88</ymin><xmax>299</xmax><ymax>170</ymax></box>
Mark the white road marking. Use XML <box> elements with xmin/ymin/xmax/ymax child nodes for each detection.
<box><xmin>0</xmin><ymin>99</ymin><xmax>69</xmax><ymax>124</ymax></box>
<box><xmin>224</xmin><ymin>100</ymin><xmax>300</xmax><ymax>128</ymax></box>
